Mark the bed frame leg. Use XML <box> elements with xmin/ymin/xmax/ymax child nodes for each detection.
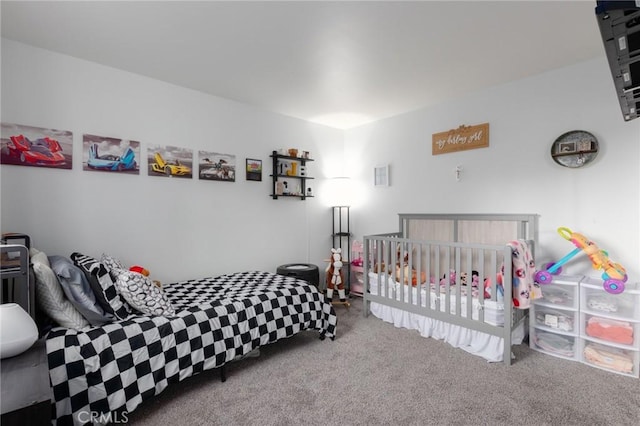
<box><xmin>219</xmin><ymin>365</ymin><xmax>227</xmax><ymax>382</ymax></box>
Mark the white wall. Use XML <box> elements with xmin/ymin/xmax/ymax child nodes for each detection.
<box><xmin>0</xmin><ymin>39</ymin><xmax>343</xmax><ymax>283</ymax></box>
<box><xmin>345</xmin><ymin>58</ymin><xmax>640</xmax><ymax>282</ymax></box>
<box><xmin>2</xmin><ymin>40</ymin><xmax>639</xmax><ymax>285</ymax></box>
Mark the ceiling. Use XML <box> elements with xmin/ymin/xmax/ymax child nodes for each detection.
<box><xmin>0</xmin><ymin>1</ymin><xmax>606</xmax><ymax>129</ymax></box>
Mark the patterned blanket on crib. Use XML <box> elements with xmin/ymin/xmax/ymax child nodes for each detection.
<box><xmin>507</xmin><ymin>239</ymin><xmax>542</xmax><ymax>309</ymax></box>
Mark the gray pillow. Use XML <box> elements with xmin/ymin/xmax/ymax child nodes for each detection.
<box><xmin>49</xmin><ymin>255</ymin><xmax>114</xmax><ymax>326</ymax></box>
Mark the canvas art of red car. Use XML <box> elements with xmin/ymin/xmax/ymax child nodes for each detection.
<box><xmin>1</xmin><ymin>134</ymin><xmax>67</xmax><ymax>167</ymax></box>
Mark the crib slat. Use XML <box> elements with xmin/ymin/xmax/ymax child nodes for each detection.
<box><xmin>455</xmin><ymin>246</ymin><xmax>461</xmax><ymax>317</ymax></box>
<box><xmin>503</xmin><ymin>245</ymin><xmax>513</xmax><ymax>365</ymax></box>
<box><xmin>478</xmin><ymin>250</ymin><xmax>485</xmax><ymax>323</ymax></box>
<box><xmin>465</xmin><ymin>247</ymin><xmax>473</xmax><ymax>321</ymax></box>
<box><xmin>444</xmin><ymin>247</ymin><xmax>451</xmax><ymax>315</ymax></box>
<box><xmin>417</xmin><ymin>243</ymin><xmax>423</xmax><ymax>307</ymax></box>
<box><xmin>408</xmin><ymin>243</ymin><xmax>413</xmax><ymax>305</ymax></box>
<box><xmin>385</xmin><ymin>241</ymin><xmax>392</xmax><ymax>299</ymax></box>
<box><xmin>425</xmin><ymin>244</ymin><xmax>431</xmax><ymax>310</ymax></box>
<box><xmin>374</xmin><ymin>240</ymin><xmax>381</xmax><ymax>297</ymax></box>
<box><xmin>434</xmin><ymin>247</ymin><xmax>440</xmax><ymax>312</ymax></box>
<box><xmin>490</xmin><ymin>250</ymin><xmax>497</xmax><ymax>303</ymax></box>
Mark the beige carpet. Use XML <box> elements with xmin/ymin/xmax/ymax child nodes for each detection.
<box><xmin>127</xmin><ymin>297</ymin><xmax>640</xmax><ymax>425</ymax></box>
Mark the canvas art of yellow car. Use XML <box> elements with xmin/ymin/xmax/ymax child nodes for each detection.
<box><xmin>150</xmin><ymin>152</ymin><xmax>191</xmax><ymax>176</ymax></box>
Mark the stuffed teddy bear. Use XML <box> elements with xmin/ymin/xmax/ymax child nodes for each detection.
<box><xmin>325</xmin><ymin>248</ymin><xmax>346</xmax><ymax>302</ymax></box>
<box><xmin>393</xmin><ymin>247</ymin><xmax>427</xmax><ymax>286</ymax></box>
<box><xmin>373</xmin><ymin>261</ymin><xmax>387</xmax><ymax>274</ymax></box>
<box><xmin>395</xmin><ymin>260</ymin><xmax>427</xmax><ymax>286</ymax></box>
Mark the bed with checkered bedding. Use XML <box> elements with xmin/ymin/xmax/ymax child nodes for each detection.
<box><xmin>46</xmin><ymin>271</ymin><xmax>337</xmax><ymax>425</ymax></box>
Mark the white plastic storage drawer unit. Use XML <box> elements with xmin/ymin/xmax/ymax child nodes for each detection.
<box><xmin>533</xmin><ymin>306</ymin><xmax>578</xmax><ymax>334</ymax></box>
<box><xmin>530</xmin><ymin>275</ymin><xmax>581</xmax><ymax>361</ymax></box>
<box><xmin>531</xmin><ymin>328</ymin><xmax>578</xmax><ymax>360</ymax></box>
<box><xmin>579</xmin><ymin>277</ymin><xmax>640</xmax><ymax>378</ymax></box>
<box><xmin>538</xmin><ymin>276</ymin><xmax>580</xmax><ymax>310</ymax></box>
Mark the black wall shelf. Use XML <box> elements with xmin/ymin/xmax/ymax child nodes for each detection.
<box><xmin>270</xmin><ymin>151</ymin><xmax>314</xmax><ymax>200</ymax></box>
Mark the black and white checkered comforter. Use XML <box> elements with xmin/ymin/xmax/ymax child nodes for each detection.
<box><xmin>46</xmin><ymin>271</ymin><xmax>337</xmax><ymax>425</ymax></box>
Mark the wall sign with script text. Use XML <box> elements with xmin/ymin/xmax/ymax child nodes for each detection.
<box><xmin>432</xmin><ymin>123</ymin><xmax>490</xmax><ymax>155</ymax></box>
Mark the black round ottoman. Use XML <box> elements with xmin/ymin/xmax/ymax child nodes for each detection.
<box><xmin>276</xmin><ymin>263</ymin><xmax>320</xmax><ymax>288</ymax></box>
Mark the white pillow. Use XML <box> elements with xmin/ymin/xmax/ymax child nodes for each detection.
<box><xmin>113</xmin><ymin>269</ymin><xmax>175</xmax><ymax>316</ymax></box>
<box><xmin>100</xmin><ymin>253</ymin><xmax>125</xmax><ymax>271</ymax></box>
<box><xmin>30</xmin><ymin>248</ymin><xmax>49</xmax><ymax>267</ymax></box>
<box><xmin>32</xmin><ymin>259</ymin><xmax>90</xmax><ymax>331</ymax></box>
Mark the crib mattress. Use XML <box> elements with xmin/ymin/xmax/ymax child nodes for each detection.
<box><xmin>367</xmin><ymin>272</ymin><xmax>505</xmax><ymax>325</ymax></box>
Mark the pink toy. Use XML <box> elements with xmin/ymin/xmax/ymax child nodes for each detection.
<box><xmin>439</xmin><ymin>270</ymin><xmax>457</xmax><ymax>286</ymax></box>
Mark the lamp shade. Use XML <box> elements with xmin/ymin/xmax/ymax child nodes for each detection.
<box><xmin>326</xmin><ymin>177</ymin><xmax>352</xmax><ymax>207</ymax></box>
<box><xmin>0</xmin><ymin>303</ymin><xmax>38</xmax><ymax>359</ymax></box>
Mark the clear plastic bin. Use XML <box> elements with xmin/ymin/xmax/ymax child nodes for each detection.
<box><xmin>537</xmin><ymin>275</ymin><xmax>580</xmax><ymax>310</ymax></box>
<box><xmin>531</xmin><ymin>328</ymin><xmax>576</xmax><ymax>360</ymax></box>
<box><xmin>582</xmin><ymin>342</ymin><xmax>639</xmax><ymax>377</ymax></box>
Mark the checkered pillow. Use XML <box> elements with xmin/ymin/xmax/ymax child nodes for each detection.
<box><xmin>49</xmin><ymin>255</ymin><xmax>113</xmax><ymax>326</ymax></box>
<box><xmin>71</xmin><ymin>252</ymin><xmax>131</xmax><ymax>320</ymax></box>
<box><xmin>112</xmin><ymin>268</ymin><xmax>175</xmax><ymax>316</ymax></box>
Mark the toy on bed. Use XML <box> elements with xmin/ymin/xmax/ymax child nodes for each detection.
<box><xmin>130</xmin><ymin>265</ymin><xmax>162</xmax><ymax>288</ymax></box>
<box><xmin>460</xmin><ymin>270</ymin><xmax>477</xmax><ymax>287</ymax></box>
<box><xmin>326</xmin><ymin>248</ymin><xmax>347</xmax><ymax>302</ymax></box>
<box><xmin>429</xmin><ymin>270</ymin><xmax>473</xmax><ymax>296</ymax></box>
<box><xmin>460</xmin><ymin>270</ymin><xmax>493</xmax><ymax>298</ymax></box>
<box><xmin>427</xmin><ymin>270</ymin><xmax>492</xmax><ymax>299</ymax></box>
<box><xmin>535</xmin><ymin>227</ymin><xmax>627</xmax><ymax>294</ymax></box>
<box><xmin>438</xmin><ymin>269</ymin><xmax>457</xmax><ymax>286</ymax></box>
<box><xmin>461</xmin><ymin>270</ymin><xmax>496</xmax><ymax>299</ymax></box>
<box><xmin>425</xmin><ymin>239</ymin><xmax>539</xmax><ymax>308</ymax></box>
<box><xmin>394</xmin><ymin>246</ymin><xmax>427</xmax><ymax>286</ymax></box>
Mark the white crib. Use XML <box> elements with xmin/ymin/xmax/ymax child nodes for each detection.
<box><xmin>363</xmin><ymin>213</ymin><xmax>539</xmax><ymax>364</ymax></box>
